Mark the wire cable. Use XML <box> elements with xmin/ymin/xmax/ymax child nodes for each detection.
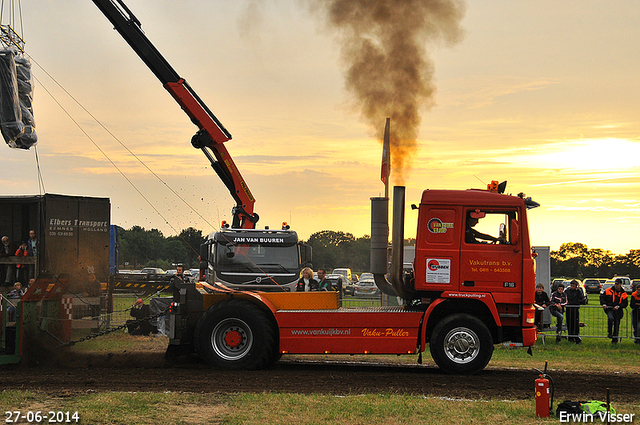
<box><xmin>32</xmin><ymin>72</ymin><xmax>184</xmax><ymax>234</ymax></box>
<box><xmin>33</xmin><ymin>145</ymin><xmax>45</xmax><ymax>194</ymax></box>
<box><xmin>25</xmin><ymin>53</ymin><xmax>286</xmax><ymax>289</ymax></box>
<box><xmin>27</xmin><ymin>54</ymin><xmax>216</xmax><ymax>234</ymax></box>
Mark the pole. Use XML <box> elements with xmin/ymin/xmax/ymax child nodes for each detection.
<box><xmin>381</xmin><ymin>118</ymin><xmax>390</xmax><ymax>199</ymax></box>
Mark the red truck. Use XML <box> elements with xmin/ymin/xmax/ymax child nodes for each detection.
<box><xmin>90</xmin><ymin>1</ymin><xmax>539</xmax><ymax>374</ymax></box>
<box><xmin>168</xmin><ymin>184</ymin><xmax>539</xmax><ymax>374</ymax></box>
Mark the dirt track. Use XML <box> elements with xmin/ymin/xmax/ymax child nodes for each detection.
<box><xmin>2</xmin><ymin>352</ymin><xmax>637</xmax><ymax>403</ymax></box>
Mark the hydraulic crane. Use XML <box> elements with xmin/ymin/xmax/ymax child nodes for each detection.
<box><xmin>92</xmin><ymin>0</ymin><xmax>310</xmax><ymax>293</ymax></box>
<box><xmin>92</xmin><ymin>0</ymin><xmax>258</xmax><ymax>229</ymax></box>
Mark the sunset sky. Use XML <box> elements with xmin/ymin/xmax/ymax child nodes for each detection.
<box><xmin>1</xmin><ymin>0</ymin><xmax>639</xmax><ymax>255</ymax></box>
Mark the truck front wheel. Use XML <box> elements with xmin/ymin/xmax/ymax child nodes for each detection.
<box><xmin>194</xmin><ymin>299</ymin><xmax>276</xmax><ymax>370</ymax></box>
<box><xmin>429</xmin><ymin>313</ymin><xmax>493</xmax><ymax>374</ymax></box>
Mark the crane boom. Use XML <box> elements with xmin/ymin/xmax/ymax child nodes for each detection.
<box><xmin>92</xmin><ymin>0</ymin><xmax>258</xmax><ymax>229</ymax></box>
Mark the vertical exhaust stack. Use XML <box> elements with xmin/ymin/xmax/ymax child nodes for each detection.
<box><xmin>371</xmin><ymin>196</ymin><xmax>396</xmax><ymax>296</ymax></box>
<box><xmin>371</xmin><ymin>186</ymin><xmax>418</xmax><ymax>300</ymax></box>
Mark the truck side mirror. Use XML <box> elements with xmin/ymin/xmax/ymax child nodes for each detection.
<box><xmin>199</xmin><ymin>242</ymin><xmax>211</xmax><ymax>265</ymax></box>
<box><xmin>511</xmin><ymin>219</ymin><xmax>520</xmax><ymax>247</ymax></box>
<box><xmin>299</xmin><ymin>243</ymin><xmax>312</xmax><ymax>266</ymax></box>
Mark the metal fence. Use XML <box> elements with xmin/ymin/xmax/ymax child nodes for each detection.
<box><xmin>106</xmin><ymin>293</ymin><xmax>141</xmax><ymax>328</ymax></box>
<box><xmin>538</xmin><ymin>304</ymin><xmax>637</xmax><ymax>343</ymax></box>
<box><xmin>64</xmin><ymin>293</ymin><xmax>161</xmax><ymax>331</ymax></box>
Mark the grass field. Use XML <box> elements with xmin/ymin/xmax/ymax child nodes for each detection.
<box><xmin>9</xmin><ymin>390</ymin><xmax>632</xmax><ymax>425</ymax></box>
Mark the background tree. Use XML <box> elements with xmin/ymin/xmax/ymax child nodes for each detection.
<box><xmin>118</xmin><ymin>226</ymin><xmax>203</xmax><ymax>270</ymax></box>
<box><xmin>118</xmin><ymin>225</ymin><xmax>161</xmax><ymax>268</ymax></box>
<box><xmin>178</xmin><ymin>227</ymin><xmax>206</xmax><ymax>267</ymax></box>
<box><xmin>551</xmin><ymin>242</ymin><xmax>639</xmax><ymax>279</ymax></box>
<box><xmin>306</xmin><ymin>230</ymin><xmax>355</xmax><ymax>271</ymax></box>
<box><xmin>349</xmin><ymin>235</ymin><xmax>371</xmax><ymax>273</ymax></box>
<box><xmin>164</xmin><ymin>236</ymin><xmax>188</xmax><ymax>267</ymax></box>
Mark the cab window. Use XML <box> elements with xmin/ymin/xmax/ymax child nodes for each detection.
<box><xmin>464</xmin><ymin>211</ymin><xmax>517</xmax><ymax>245</ymax></box>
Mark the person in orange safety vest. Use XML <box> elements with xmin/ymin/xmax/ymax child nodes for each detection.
<box><xmin>599</xmin><ymin>279</ymin><xmax>628</xmax><ymax>343</ymax></box>
<box><xmin>630</xmin><ymin>283</ymin><xmax>640</xmax><ymax>344</ymax></box>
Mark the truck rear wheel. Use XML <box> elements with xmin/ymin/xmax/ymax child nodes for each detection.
<box><xmin>194</xmin><ymin>299</ymin><xmax>276</xmax><ymax>370</ymax></box>
<box><xmin>429</xmin><ymin>313</ymin><xmax>493</xmax><ymax>375</ymax></box>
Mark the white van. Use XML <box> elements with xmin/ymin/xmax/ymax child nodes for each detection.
<box><xmin>332</xmin><ymin>268</ymin><xmax>352</xmax><ymax>283</ymax></box>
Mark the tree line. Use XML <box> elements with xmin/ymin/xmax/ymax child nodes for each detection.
<box><xmin>117</xmin><ymin>226</ymin><xmax>205</xmax><ymax>270</ymax></box>
<box><xmin>116</xmin><ymin>226</ymin><xmax>640</xmax><ymax>279</ymax></box>
<box><xmin>550</xmin><ymin>242</ymin><xmax>640</xmax><ymax>279</ymax></box>
<box><xmin>116</xmin><ymin>227</ymin><xmax>374</xmax><ymax>273</ymax></box>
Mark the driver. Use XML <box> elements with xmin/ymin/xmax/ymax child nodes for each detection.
<box><xmin>465</xmin><ymin>214</ymin><xmax>503</xmax><ymax>244</ymax></box>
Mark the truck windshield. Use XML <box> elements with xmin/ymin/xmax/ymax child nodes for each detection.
<box><xmin>215</xmin><ymin>242</ymin><xmax>299</xmax><ymax>271</ymax></box>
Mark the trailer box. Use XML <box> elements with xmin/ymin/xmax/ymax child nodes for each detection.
<box><xmin>0</xmin><ymin>194</ymin><xmax>111</xmax><ymax>282</ymax></box>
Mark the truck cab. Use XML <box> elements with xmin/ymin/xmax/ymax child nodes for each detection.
<box><xmin>415</xmin><ymin>189</ymin><xmax>534</xmax><ymax>299</ymax></box>
<box><xmin>413</xmin><ymin>188</ymin><xmax>537</xmax><ymax>342</ymax></box>
<box><xmin>204</xmin><ymin>226</ymin><xmax>312</xmax><ymax>292</ymax></box>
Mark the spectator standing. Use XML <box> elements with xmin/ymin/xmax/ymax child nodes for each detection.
<box><xmin>317</xmin><ymin>268</ymin><xmax>331</xmax><ymax>291</ymax></box>
<box><xmin>295</xmin><ymin>267</ymin><xmax>318</xmax><ymax>292</ymax></box>
<box><xmin>14</xmin><ymin>242</ymin><xmax>29</xmax><ymax>284</ymax></box>
<box><xmin>534</xmin><ymin>283</ymin><xmax>550</xmax><ymax>331</ymax></box>
<box><xmin>6</xmin><ymin>281</ymin><xmax>24</xmax><ymax>321</ymax></box>
<box><xmin>27</xmin><ymin>230</ymin><xmax>37</xmax><ymax>279</ymax></box>
<box><xmin>600</xmin><ymin>279</ymin><xmax>629</xmax><ymax>344</ymax></box>
<box><xmin>1</xmin><ymin>236</ymin><xmax>17</xmax><ymax>287</ymax></box>
<box><xmin>549</xmin><ymin>283</ymin><xmax>567</xmax><ymax>343</ymax></box>
<box><xmin>564</xmin><ymin>279</ymin><xmax>587</xmax><ymax>344</ymax></box>
<box><xmin>630</xmin><ymin>283</ymin><xmax>640</xmax><ymax>345</ymax></box>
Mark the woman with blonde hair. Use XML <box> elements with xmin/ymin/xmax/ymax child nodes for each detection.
<box><xmin>295</xmin><ymin>267</ymin><xmax>318</xmax><ymax>292</ymax></box>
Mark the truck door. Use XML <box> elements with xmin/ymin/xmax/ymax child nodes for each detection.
<box><xmin>459</xmin><ymin>209</ymin><xmax>523</xmax><ymax>303</ymax></box>
<box><xmin>414</xmin><ymin>206</ymin><xmax>461</xmax><ymax>292</ymax></box>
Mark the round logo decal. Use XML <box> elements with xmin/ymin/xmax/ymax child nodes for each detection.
<box><xmin>428</xmin><ymin>218</ymin><xmax>453</xmax><ymax>234</ymax></box>
<box><xmin>428</xmin><ymin>259</ymin><xmax>441</xmax><ymax>271</ymax></box>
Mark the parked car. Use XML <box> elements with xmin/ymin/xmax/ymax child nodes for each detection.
<box><xmin>190</xmin><ymin>268</ymin><xmax>201</xmax><ymax>282</ymax></box>
<box><xmin>613</xmin><ymin>276</ymin><xmax>633</xmax><ymax>294</ymax></box>
<box><xmin>354</xmin><ymin>276</ymin><xmax>380</xmax><ymax>297</ymax></box>
<box><xmin>343</xmin><ymin>278</ymin><xmax>356</xmax><ymax>296</ymax></box>
<box><xmin>354</xmin><ymin>273</ymin><xmax>375</xmax><ymax>296</ymax></box>
<box><xmin>322</xmin><ymin>274</ymin><xmax>351</xmax><ymax>294</ymax></box>
<box><xmin>600</xmin><ymin>277</ymin><xmax>633</xmax><ymax>294</ymax></box>
<box><xmin>332</xmin><ymin>268</ymin><xmax>352</xmax><ymax>283</ymax></box>
<box><xmin>582</xmin><ymin>278</ymin><xmax>602</xmax><ymax>294</ymax></box>
<box><xmin>140</xmin><ymin>267</ymin><xmax>165</xmax><ymax>275</ymax></box>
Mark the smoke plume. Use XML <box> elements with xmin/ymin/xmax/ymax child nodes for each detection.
<box><xmin>313</xmin><ymin>0</ymin><xmax>466</xmax><ymax>184</ymax></box>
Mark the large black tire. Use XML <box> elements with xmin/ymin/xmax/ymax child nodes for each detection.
<box><xmin>194</xmin><ymin>299</ymin><xmax>276</xmax><ymax>370</ymax></box>
<box><xmin>429</xmin><ymin>313</ymin><xmax>493</xmax><ymax>375</ymax></box>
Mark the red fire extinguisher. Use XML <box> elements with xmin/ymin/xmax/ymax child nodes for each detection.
<box><xmin>534</xmin><ymin>362</ymin><xmax>554</xmax><ymax>418</ymax></box>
